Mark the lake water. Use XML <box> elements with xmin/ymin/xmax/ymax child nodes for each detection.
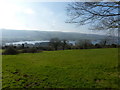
<box><xmin>5</xmin><ymin>40</ymin><xmax>77</xmax><ymax>46</ymax></box>
<box><xmin>5</xmin><ymin>39</ymin><xmax>118</xmax><ymax>46</ymax></box>
<box><xmin>6</xmin><ymin>40</ymin><xmax>49</xmax><ymax>45</ymax></box>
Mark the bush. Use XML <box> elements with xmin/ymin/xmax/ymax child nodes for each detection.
<box><xmin>95</xmin><ymin>44</ymin><xmax>102</xmax><ymax>48</ymax></box>
<box><xmin>111</xmin><ymin>44</ymin><xmax>117</xmax><ymax>48</ymax></box>
<box><xmin>21</xmin><ymin>49</ymin><xmax>28</xmax><ymax>53</ymax></box>
<box><xmin>21</xmin><ymin>48</ymin><xmax>39</xmax><ymax>53</ymax></box>
<box><xmin>2</xmin><ymin>47</ymin><xmax>19</xmax><ymax>55</ymax></box>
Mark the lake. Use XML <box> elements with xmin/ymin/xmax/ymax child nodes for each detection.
<box><xmin>5</xmin><ymin>39</ymin><xmax>118</xmax><ymax>46</ymax></box>
<box><xmin>5</xmin><ymin>40</ymin><xmax>77</xmax><ymax>46</ymax></box>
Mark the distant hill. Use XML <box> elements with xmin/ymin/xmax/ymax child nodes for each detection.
<box><xmin>0</xmin><ymin>29</ymin><xmax>111</xmax><ymax>45</ymax></box>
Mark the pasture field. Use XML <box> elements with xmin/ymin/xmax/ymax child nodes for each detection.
<box><xmin>2</xmin><ymin>48</ymin><xmax>119</xmax><ymax>88</ymax></box>
<box><xmin>0</xmin><ymin>49</ymin><xmax>2</xmax><ymax>53</ymax></box>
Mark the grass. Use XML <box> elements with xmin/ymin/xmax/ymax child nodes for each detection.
<box><xmin>2</xmin><ymin>48</ymin><xmax>119</xmax><ymax>88</ymax></box>
<box><xmin>0</xmin><ymin>49</ymin><xmax>2</xmax><ymax>53</ymax></box>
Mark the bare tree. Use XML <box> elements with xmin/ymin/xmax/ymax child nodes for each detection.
<box><xmin>100</xmin><ymin>38</ymin><xmax>108</xmax><ymax>47</ymax></box>
<box><xmin>61</xmin><ymin>39</ymin><xmax>68</xmax><ymax>50</ymax></box>
<box><xmin>49</xmin><ymin>38</ymin><xmax>61</xmax><ymax>50</ymax></box>
<box><xmin>100</xmin><ymin>35</ymin><xmax>117</xmax><ymax>46</ymax></box>
<box><xmin>77</xmin><ymin>39</ymin><xmax>93</xmax><ymax>49</ymax></box>
<box><xmin>66</xmin><ymin>2</ymin><xmax>120</xmax><ymax>31</ymax></box>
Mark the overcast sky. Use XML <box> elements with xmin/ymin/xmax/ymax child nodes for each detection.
<box><xmin>0</xmin><ymin>0</ymin><xmax>111</xmax><ymax>35</ymax></box>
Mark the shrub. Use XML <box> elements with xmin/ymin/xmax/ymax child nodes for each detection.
<box><xmin>21</xmin><ymin>49</ymin><xmax>28</xmax><ymax>53</ymax></box>
<box><xmin>21</xmin><ymin>48</ymin><xmax>39</xmax><ymax>53</ymax></box>
<box><xmin>2</xmin><ymin>47</ymin><xmax>19</xmax><ymax>55</ymax></box>
<box><xmin>95</xmin><ymin>44</ymin><xmax>102</xmax><ymax>48</ymax></box>
<box><xmin>111</xmin><ymin>44</ymin><xmax>117</xmax><ymax>48</ymax></box>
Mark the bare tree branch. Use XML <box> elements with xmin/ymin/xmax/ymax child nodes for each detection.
<box><xmin>66</xmin><ymin>2</ymin><xmax>120</xmax><ymax>31</ymax></box>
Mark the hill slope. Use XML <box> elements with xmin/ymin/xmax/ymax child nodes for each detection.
<box><xmin>1</xmin><ymin>29</ymin><xmax>106</xmax><ymax>44</ymax></box>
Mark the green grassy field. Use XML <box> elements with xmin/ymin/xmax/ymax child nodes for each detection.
<box><xmin>0</xmin><ymin>49</ymin><xmax>2</xmax><ymax>53</ymax></box>
<box><xmin>2</xmin><ymin>48</ymin><xmax>118</xmax><ymax>88</ymax></box>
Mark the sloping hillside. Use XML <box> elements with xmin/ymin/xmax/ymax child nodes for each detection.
<box><xmin>1</xmin><ymin>29</ymin><xmax>106</xmax><ymax>44</ymax></box>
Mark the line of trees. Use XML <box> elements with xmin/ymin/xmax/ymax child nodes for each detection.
<box><xmin>2</xmin><ymin>37</ymin><xmax>119</xmax><ymax>55</ymax></box>
<box><xmin>49</xmin><ymin>38</ymin><xmax>119</xmax><ymax>50</ymax></box>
